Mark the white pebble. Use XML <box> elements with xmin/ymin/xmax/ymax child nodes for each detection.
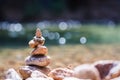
<box><xmin>5</xmin><ymin>68</ymin><xmax>22</xmax><ymax>80</ymax></box>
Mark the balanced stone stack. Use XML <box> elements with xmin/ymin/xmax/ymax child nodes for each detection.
<box><xmin>19</xmin><ymin>28</ymin><xmax>51</xmax><ymax>79</ymax></box>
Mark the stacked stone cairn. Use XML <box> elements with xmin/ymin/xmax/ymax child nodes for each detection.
<box><xmin>19</xmin><ymin>28</ymin><xmax>51</xmax><ymax>80</ymax></box>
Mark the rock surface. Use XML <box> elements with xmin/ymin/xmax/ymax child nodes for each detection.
<box><xmin>5</xmin><ymin>68</ymin><xmax>22</xmax><ymax>80</ymax></box>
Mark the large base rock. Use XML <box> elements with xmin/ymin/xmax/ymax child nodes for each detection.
<box><xmin>19</xmin><ymin>66</ymin><xmax>51</xmax><ymax>79</ymax></box>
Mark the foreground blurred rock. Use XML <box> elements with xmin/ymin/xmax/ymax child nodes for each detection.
<box><xmin>93</xmin><ymin>60</ymin><xmax>120</xmax><ymax>80</ymax></box>
<box><xmin>63</xmin><ymin>77</ymin><xmax>91</xmax><ymax>80</ymax></box>
<box><xmin>5</xmin><ymin>68</ymin><xmax>22</xmax><ymax>80</ymax></box>
<box><xmin>26</xmin><ymin>77</ymin><xmax>53</xmax><ymax>80</ymax></box>
<box><xmin>74</xmin><ymin>64</ymin><xmax>101</xmax><ymax>80</ymax></box>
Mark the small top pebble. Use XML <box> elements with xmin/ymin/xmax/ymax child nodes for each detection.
<box><xmin>36</xmin><ymin>28</ymin><xmax>42</xmax><ymax>38</ymax></box>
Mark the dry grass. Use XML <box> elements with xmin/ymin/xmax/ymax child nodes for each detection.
<box><xmin>1</xmin><ymin>44</ymin><xmax>120</xmax><ymax>79</ymax></box>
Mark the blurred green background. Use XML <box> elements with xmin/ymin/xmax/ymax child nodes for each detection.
<box><xmin>0</xmin><ymin>0</ymin><xmax>120</xmax><ymax>47</ymax></box>
<box><xmin>0</xmin><ymin>22</ymin><xmax>120</xmax><ymax>47</ymax></box>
